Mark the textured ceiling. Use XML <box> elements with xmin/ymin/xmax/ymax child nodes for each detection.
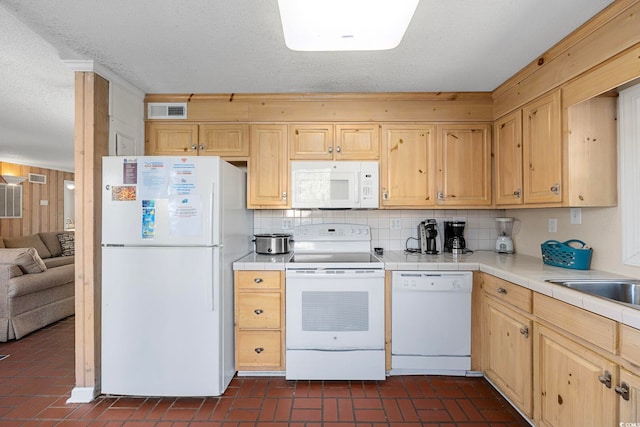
<box><xmin>0</xmin><ymin>0</ymin><xmax>616</xmax><ymax>172</ymax></box>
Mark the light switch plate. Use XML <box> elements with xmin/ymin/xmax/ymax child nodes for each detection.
<box><xmin>282</xmin><ymin>218</ymin><xmax>293</xmax><ymax>230</ymax></box>
<box><xmin>548</xmin><ymin>218</ymin><xmax>557</xmax><ymax>233</ymax></box>
<box><xmin>570</xmin><ymin>208</ymin><xmax>582</xmax><ymax>224</ymax></box>
<box><xmin>391</xmin><ymin>219</ymin><xmax>401</xmax><ymax>230</ymax></box>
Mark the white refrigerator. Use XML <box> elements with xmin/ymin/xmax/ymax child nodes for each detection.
<box><xmin>101</xmin><ymin>156</ymin><xmax>252</xmax><ymax>396</ymax></box>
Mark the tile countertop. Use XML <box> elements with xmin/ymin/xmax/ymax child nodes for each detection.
<box><xmin>233</xmin><ymin>250</ymin><xmax>640</xmax><ymax>329</ymax></box>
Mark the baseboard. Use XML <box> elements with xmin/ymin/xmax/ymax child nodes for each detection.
<box><xmin>67</xmin><ymin>386</ymin><xmax>99</xmax><ymax>403</ymax></box>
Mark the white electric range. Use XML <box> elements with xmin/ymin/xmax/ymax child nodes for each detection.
<box><xmin>285</xmin><ymin>223</ymin><xmax>385</xmax><ymax>380</ymax></box>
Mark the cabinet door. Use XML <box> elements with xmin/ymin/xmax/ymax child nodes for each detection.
<box><xmin>289</xmin><ymin>124</ymin><xmax>334</xmax><ymax>159</ymax></box>
<box><xmin>534</xmin><ymin>324</ymin><xmax>616</xmax><ymax>427</ymax></box>
<box><xmin>494</xmin><ymin>111</ymin><xmax>524</xmax><ymax>206</ymax></box>
<box><xmin>145</xmin><ymin>123</ymin><xmax>198</xmax><ymax>155</ymax></box>
<box><xmin>619</xmin><ymin>368</ymin><xmax>640</xmax><ymax>425</ymax></box>
<box><xmin>483</xmin><ymin>297</ymin><xmax>532</xmax><ymax>417</ymax></box>
<box><xmin>436</xmin><ymin>124</ymin><xmax>491</xmax><ymax>206</ymax></box>
<box><xmin>380</xmin><ymin>124</ymin><xmax>435</xmax><ymax>207</ymax></box>
<box><xmin>199</xmin><ymin>124</ymin><xmax>249</xmax><ymax>157</ymax></box>
<box><xmin>566</xmin><ymin>96</ymin><xmax>617</xmax><ymax>206</ymax></box>
<box><xmin>248</xmin><ymin>124</ymin><xmax>289</xmax><ymax>208</ymax></box>
<box><xmin>335</xmin><ymin>124</ymin><xmax>380</xmax><ymax>160</ymax></box>
<box><xmin>522</xmin><ymin>91</ymin><xmax>562</xmax><ymax>204</ymax></box>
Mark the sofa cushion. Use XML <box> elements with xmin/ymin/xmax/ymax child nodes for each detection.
<box><xmin>57</xmin><ymin>232</ymin><xmax>75</xmax><ymax>257</ymax></box>
<box><xmin>38</xmin><ymin>232</ymin><xmax>63</xmax><ymax>257</ymax></box>
<box><xmin>0</xmin><ymin>248</ymin><xmax>47</xmax><ymax>274</ymax></box>
<box><xmin>43</xmin><ymin>256</ymin><xmax>74</xmax><ymax>269</ymax></box>
<box><xmin>3</xmin><ymin>235</ymin><xmax>52</xmax><ymax>259</ymax></box>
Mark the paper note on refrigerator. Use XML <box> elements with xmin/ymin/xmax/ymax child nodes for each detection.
<box><xmin>168</xmin><ymin>195</ymin><xmax>202</xmax><ymax>236</ymax></box>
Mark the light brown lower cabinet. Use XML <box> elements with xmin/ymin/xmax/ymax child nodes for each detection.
<box><xmin>482</xmin><ymin>297</ymin><xmax>533</xmax><ymax>417</ymax></box>
<box><xmin>534</xmin><ymin>324</ymin><xmax>616</xmax><ymax>427</ymax></box>
<box><xmin>234</xmin><ymin>270</ymin><xmax>285</xmax><ymax>371</ymax></box>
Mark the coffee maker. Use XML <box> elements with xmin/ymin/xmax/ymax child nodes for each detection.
<box><xmin>443</xmin><ymin>221</ymin><xmax>467</xmax><ymax>254</ymax></box>
<box><xmin>418</xmin><ymin>219</ymin><xmax>439</xmax><ymax>254</ymax></box>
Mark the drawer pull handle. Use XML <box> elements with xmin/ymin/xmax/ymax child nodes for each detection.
<box><xmin>254</xmin><ymin>309</ymin><xmax>264</xmax><ymax>315</ymax></box>
<box><xmin>254</xmin><ymin>347</ymin><xmax>264</xmax><ymax>354</ymax></box>
<box><xmin>616</xmin><ymin>382</ymin><xmax>630</xmax><ymax>401</ymax></box>
<box><xmin>598</xmin><ymin>370</ymin><xmax>612</xmax><ymax>388</ymax></box>
<box><xmin>497</xmin><ymin>287</ymin><xmax>507</xmax><ymax>294</ymax></box>
<box><xmin>254</xmin><ymin>278</ymin><xmax>263</xmax><ymax>283</ymax></box>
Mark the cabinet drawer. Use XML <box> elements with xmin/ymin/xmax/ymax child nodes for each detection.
<box><xmin>483</xmin><ymin>274</ymin><xmax>532</xmax><ymax>313</ymax></box>
<box><xmin>533</xmin><ymin>293</ymin><xmax>616</xmax><ymax>354</ymax></box>
<box><xmin>236</xmin><ymin>271</ymin><xmax>282</xmax><ymax>290</ymax></box>
<box><xmin>236</xmin><ymin>293</ymin><xmax>282</xmax><ymax>329</ymax></box>
<box><xmin>236</xmin><ymin>330</ymin><xmax>283</xmax><ymax>369</ymax></box>
<box><xmin>621</xmin><ymin>324</ymin><xmax>640</xmax><ymax>367</ymax></box>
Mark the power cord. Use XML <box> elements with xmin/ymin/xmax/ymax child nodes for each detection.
<box><xmin>405</xmin><ymin>237</ymin><xmax>421</xmax><ymax>254</ymax></box>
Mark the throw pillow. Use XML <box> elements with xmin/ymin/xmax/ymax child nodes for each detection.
<box><xmin>3</xmin><ymin>234</ymin><xmax>52</xmax><ymax>259</ymax></box>
<box><xmin>0</xmin><ymin>248</ymin><xmax>47</xmax><ymax>274</ymax></box>
<box><xmin>57</xmin><ymin>232</ymin><xmax>75</xmax><ymax>257</ymax></box>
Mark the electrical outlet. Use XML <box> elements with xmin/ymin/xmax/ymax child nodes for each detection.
<box><xmin>570</xmin><ymin>208</ymin><xmax>582</xmax><ymax>225</ymax></box>
<box><xmin>282</xmin><ymin>218</ymin><xmax>293</xmax><ymax>230</ymax></box>
<box><xmin>548</xmin><ymin>218</ymin><xmax>558</xmax><ymax>233</ymax></box>
<box><xmin>391</xmin><ymin>218</ymin><xmax>401</xmax><ymax>230</ymax></box>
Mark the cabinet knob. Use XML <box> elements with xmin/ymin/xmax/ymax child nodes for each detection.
<box><xmin>598</xmin><ymin>370</ymin><xmax>612</xmax><ymax>388</ymax></box>
<box><xmin>520</xmin><ymin>326</ymin><xmax>529</xmax><ymax>338</ymax></box>
<box><xmin>199</xmin><ymin>144</ymin><xmax>205</xmax><ymax>151</ymax></box>
<box><xmin>190</xmin><ymin>144</ymin><xmax>197</xmax><ymax>151</ymax></box>
<box><xmin>616</xmin><ymin>382</ymin><xmax>630</xmax><ymax>401</ymax></box>
<box><xmin>513</xmin><ymin>188</ymin><xmax>521</xmax><ymax>198</ymax></box>
<box><xmin>336</xmin><ymin>146</ymin><xmax>341</xmax><ymax>153</ymax></box>
<box><xmin>254</xmin><ymin>347</ymin><xmax>264</xmax><ymax>354</ymax></box>
<box><xmin>497</xmin><ymin>287</ymin><xmax>508</xmax><ymax>294</ymax></box>
<box><xmin>550</xmin><ymin>184</ymin><xmax>560</xmax><ymax>194</ymax></box>
<box><xmin>254</xmin><ymin>277</ymin><xmax>263</xmax><ymax>283</ymax></box>
<box><xmin>282</xmin><ymin>192</ymin><xmax>287</xmax><ymax>201</ymax></box>
<box><xmin>254</xmin><ymin>309</ymin><xmax>264</xmax><ymax>315</ymax></box>
<box><xmin>382</xmin><ymin>191</ymin><xmax>388</xmax><ymax>200</ymax></box>
<box><xmin>328</xmin><ymin>146</ymin><xmax>333</xmax><ymax>153</ymax></box>
<box><xmin>437</xmin><ymin>192</ymin><xmax>444</xmax><ymax>201</ymax></box>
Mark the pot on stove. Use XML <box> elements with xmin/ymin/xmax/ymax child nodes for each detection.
<box><xmin>253</xmin><ymin>234</ymin><xmax>293</xmax><ymax>254</ymax></box>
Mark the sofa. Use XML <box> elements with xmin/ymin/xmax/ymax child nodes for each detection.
<box><xmin>0</xmin><ymin>231</ymin><xmax>75</xmax><ymax>341</ymax></box>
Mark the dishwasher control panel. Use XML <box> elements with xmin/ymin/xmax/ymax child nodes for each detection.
<box><xmin>391</xmin><ymin>271</ymin><xmax>472</xmax><ymax>292</ymax></box>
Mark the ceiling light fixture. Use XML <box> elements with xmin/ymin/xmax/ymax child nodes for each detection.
<box><xmin>278</xmin><ymin>0</ymin><xmax>419</xmax><ymax>52</ymax></box>
<box><xmin>1</xmin><ymin>175</ymin><xmax>27</xmax><ymax>185</ymax></box>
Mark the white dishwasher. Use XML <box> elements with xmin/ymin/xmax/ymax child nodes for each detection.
<box><xmin>391</xmin><ymin>271</ymin><xmax>473</xmax><ymax>376</ymax></box>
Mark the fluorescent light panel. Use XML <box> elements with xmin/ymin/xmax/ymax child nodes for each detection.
<box><xmin>278</xmin><ymin>0</ymin><xmax>419</xmax><ymax>51</ymax></box>
<box><xmin>1</xmin><ymin>175</ymin><xmax>26</xmax><ymax>185</ymax></box>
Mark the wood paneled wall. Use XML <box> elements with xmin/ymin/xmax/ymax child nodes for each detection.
<box><xmin>0</xmin><ymin>162</ymin><xmax>74</xmax><ymax>238</ymax></box>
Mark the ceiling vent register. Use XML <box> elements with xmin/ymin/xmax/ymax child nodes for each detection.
<box><xmin>147</xmin><ymin>103</ymin><xmax>188</xmax><ymax>119</ymax></box>
<box><xmin>28</xmin><ymin>173</ymin><xmax>47</xmax><ymax>184</ymax></box>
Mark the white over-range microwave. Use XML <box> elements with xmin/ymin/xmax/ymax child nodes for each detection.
<box><xmin>290</xmin><ymin>161</ymin><xmax>379</xmax><ymax>209</ymax></box>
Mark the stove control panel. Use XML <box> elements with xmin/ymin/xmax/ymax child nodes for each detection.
<box><xmin>294</xmin><ymin>224</ymin><xmax>371</xmax><ymax>241</ymax></box>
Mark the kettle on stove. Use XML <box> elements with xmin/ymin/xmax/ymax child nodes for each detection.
<box><xmin>418</xmin><ymin>219</ymin><xmax>440</xmax><ymax>254</ymax></box>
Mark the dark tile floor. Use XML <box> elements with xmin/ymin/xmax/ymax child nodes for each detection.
<box><xmin>0</xmin><ymin>316</ymin><xmax>530</xmax><ymax>426</ymax></box>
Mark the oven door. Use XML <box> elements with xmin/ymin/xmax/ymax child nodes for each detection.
<box><xmin>285</xmin><ymin>269</ymin><xmax>385</xmax><ymax>350</ymax></box>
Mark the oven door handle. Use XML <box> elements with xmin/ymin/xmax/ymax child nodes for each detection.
<box><xmin>286</xmin><ymin>269</ymin><xmax>385</xmax><ymax>279</ymax></box>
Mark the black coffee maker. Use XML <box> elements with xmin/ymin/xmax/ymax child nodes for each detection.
<box><xmin>443</xmin><ymin>221</ymin><xmax>467</xmax><ymax>254</ymax></box>
<box><xmin>418</xmin><ymin>219</ymin><xmax>439</xmax><ymax>254</ymax></box>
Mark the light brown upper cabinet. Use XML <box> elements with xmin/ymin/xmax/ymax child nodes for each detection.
<box><xmin>565</xmin><ymin>95</ymin><xmax>617</xmax><ymax>207</ymax></box>
<box><xmin>198</xmin><ymin>124</ymin><xmax>249</xmax><ymax>157</ymax></box>
<box><xmin>436</xmin><ymin>124</ymin><xmax>492</xmax><ymax>206</ymax></box>
<box><xmin>146</xmin><ymin>122</ymin><xmax>249</xmax><ymax>158</ymax></box>
<box><xmin>380</xmin><ymin>124</ymin><xmax>436</xmax><ymax>207</ymax></box>
<box><xmin>145</xmin><ymin>122</ymin><xmax>199</xmax><ymax>155</ymax></box>
<box><xmin>522</xmin><ymin>90</ymin><xmax>562</xmax><ymax>205</ymax></box>
<box><xmin>248</xmin><ymin>124</ymin><xmax>289</xmax><ymax>208</ymax></box>
<box><xmin>494</xmin><ymin>111</ymin><xmax>524</xmax><ymax>206</ymax></box>
<box><xmin>290</xmin><ymin>124</ymin><xmax>380</xmax><ymax>160</ymax></box>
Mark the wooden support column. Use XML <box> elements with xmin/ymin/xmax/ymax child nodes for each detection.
<box><xmin>67</xmin><ymin>72</ymin><xmax>109</xmax><ymax>403</ymax></box>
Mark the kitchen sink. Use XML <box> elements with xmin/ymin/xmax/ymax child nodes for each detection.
<box><xmin>546</xmin><ymin>279</ymin><xmax>640</xmax><ymax>307</ymax></box>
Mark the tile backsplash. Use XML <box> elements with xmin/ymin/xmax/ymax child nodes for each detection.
<box><xmin>253</xmin><ymin>209</ymin><xmax>506</xmax><ymax>251</ymax></box>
